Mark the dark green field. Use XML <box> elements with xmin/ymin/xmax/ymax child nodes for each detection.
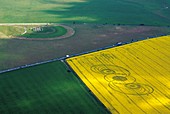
<box><xmin>0</xmin><ymin>61</ymin><xmax>108</xmax><ymax>114</ymax></box>
<box><xmin>0</xmin><ymin>0</ymin><xmax>170</xmax><ymax>25</ymax></box>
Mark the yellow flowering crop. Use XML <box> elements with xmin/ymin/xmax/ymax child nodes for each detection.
<box><xmin>66</xmin><ymin>36</ymin><xmax>170</xmax><ymax>114</ymax></box>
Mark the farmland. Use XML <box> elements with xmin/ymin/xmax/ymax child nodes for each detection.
<box><xmin>1</xmin><ymin>24</ymin><xmax>170</xmax><ymax>71</ymax></box>
<box><xmin>0</xmin><ymin>61</ymin><xmax>108</xmax><ymax>114</ymax></box>
<box><xmin>0</xmin><ymin>0</ymin><xmax>170</xmax><ymax>114</ymax></box>
<box><xmin>67</xmin><ymin>36</ymin><xmax>170</xmax><ymax>114</ymax></box>
<box><xmin>0</xmin><ymin>0</ymin><xmax>170</xmax><ymax>25</ymax></box>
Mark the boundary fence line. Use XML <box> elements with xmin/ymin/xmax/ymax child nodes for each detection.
<box><xmin>0</xmin><ymin>34</ymin><xmax>169</xmax><ymax>74</ymax></box>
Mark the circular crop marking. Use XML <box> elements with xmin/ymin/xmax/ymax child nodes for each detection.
<box><xmin>109</xmin><ymin>83</ymin><xmax>154</xmax><ymax>95</ymax></box>
<box><xmin>15</xmin><ymin>24</ymin><xmax>75</xmax><ymax>40</ymax></box>
<box><xmin>91</xmin><ymin>65</ymin><xmax>154</xmax><ymax>95</ymax></box>
<box><xmin>21</xmin><ymin>26</ymin><xmax>67</xmax><ymax>38</ymax></box>
<box><xmin>125</xmin><ymin>83</ymin><xmax>141</xmax><ymax>89</ymax></box>
<box><xmin>91</xmin><ymin>65</ymin><xmax>130</xmax><ymax>75</ymax></box>
<box><xmin>104</xmin><ymin>75</ymin><xmax>136</xmax><ymax>84</ymax></box>
<box><xmin>101</xmin><ymin>69</ymin><xmax>116</xmax><ymax>74</ymax></box>
<box><xmin>113</xmin><ymin>76</ymin><xmax>127</xmax><ymax>81</ymax></box>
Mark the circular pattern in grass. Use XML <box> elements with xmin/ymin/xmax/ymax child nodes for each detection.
<box><xmin>21</xmin><ymin>26</ymin><xmax>67</xmax><ymax>39</ymax></box>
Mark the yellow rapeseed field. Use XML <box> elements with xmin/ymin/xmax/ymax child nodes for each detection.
<box><xmin>66</xmin><ymin>36</ymin><xmax>170</xmax><ymax>114</ymax></box>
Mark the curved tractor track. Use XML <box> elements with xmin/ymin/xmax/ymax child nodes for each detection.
<box><xmin>0</xmin><ymin>23</ymin><xmax>75</xmax><ymax>40</ymax></box>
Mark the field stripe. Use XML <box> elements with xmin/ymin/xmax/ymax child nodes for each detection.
<box><xmin>105</xmin><ymin>51</ymin><xmax>166</xmax><ymax>113</ymax></box>
<box><xmin>114</xmin><ymin>48</ymin><xmax>170</xmax><ymax>112</ymax></box>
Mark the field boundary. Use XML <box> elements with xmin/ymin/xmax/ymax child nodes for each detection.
<box><xmin>62</xmin><ymin>60</ymin><xmax>112</xmax><ymax>114</ymax></box>
<box><xmin>0</xmin><ymin>34</ymin><xmax>169</xmax><ymax>74</ymax></box>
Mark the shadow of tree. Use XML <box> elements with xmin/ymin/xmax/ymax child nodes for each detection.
<box><xmin>0</xmin><ymin>0</ymin><xmax>170</xmax><ymax>25</ymax></box>
<box><xmin>41</xmin><ymin>0</ymin><xmax>170</xmax><ymax>25</ymax></box>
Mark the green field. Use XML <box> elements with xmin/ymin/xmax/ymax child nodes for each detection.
<box><xmin>0</xmin><ymin>0</ymin><xmax>170</xmax><ymax>25</ymax></box>
<box><xmin>0</xmin><ymin>61</ymin><xmax>108</xmax><ymax>114</ymax></box>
